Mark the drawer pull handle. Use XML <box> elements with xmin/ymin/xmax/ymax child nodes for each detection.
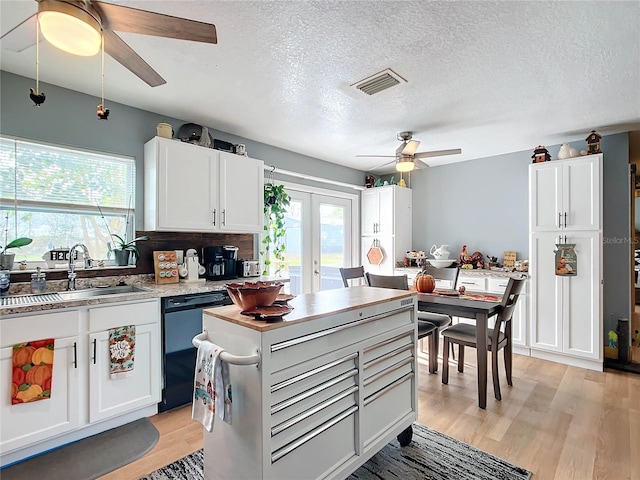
<box><xmin>364</xmin><ymin>344</ymin><xmax>414</xmax><ymax>370</ymax></box>
<box><xmin>271</xmin><ymin>306</ymin><xmax>414</xmax><ymax>352</ymax></box>
<box><xmin>271</xmin><ymin>353</ymin><xmax>357</xmax><ymax>393</ymax></box>
<box><xmin>362</xmin><ymin>331</ymin><xmax>412</xmax><ymax>354</ymax></box>
<box><xmin>363</xmin><ymin>356</ymin><xmax>413</xmax><ymax>387</ymax></box>
<box><xmin>364</xmin><ymin>372</ymin><xmax>414</xmax><ymax>406</ymax></box>
<box><xmin>271</xmin><ymin>405</ymin><xmax>358</xmax><ymax>463</ymax></box>
<box><xmin>461</xmin><ymin>281</ymin><xmax>476</xmax><ymax>285</ymax></box>
<box><xmin>271</xmin><ymin>369</ymin><xmax>357</xmax><ymax>415</ymax></box>
<box><xmin>271</xmin><ymin>385</ymin><xmax>358</xmax><ymax>437</ymax></box>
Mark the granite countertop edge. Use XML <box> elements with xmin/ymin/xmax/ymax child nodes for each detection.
<box><xmin>1</xmin><ymin>277</ymin><xmax>290</xmax><ymax>316</ymax></box>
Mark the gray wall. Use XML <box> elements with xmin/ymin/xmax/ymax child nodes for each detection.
<box><xmin>0</xmin><ymin>71</ymin><xmax>366</xmax><ymax>227</ymax></box>
<box><xmin>410</xmin><ymin>133</ymin><xmax>631</xmax><ymax>333</ymax></box>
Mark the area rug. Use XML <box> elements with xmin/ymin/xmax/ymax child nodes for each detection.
<box><xmin>139</xmin><ymin>423</ymin><xmax>532</xmax><ymax>480</ymax></box>
<box><xmin>1</xmin><ymin>417</ymin><xmax>159</xmax><ymax>480</ymax></box>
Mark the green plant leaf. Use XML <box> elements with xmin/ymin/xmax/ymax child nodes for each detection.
<box><xmin>1</xmin><ymin>237</ymin><xmax>33</xmax><ymax>253</ymax></box>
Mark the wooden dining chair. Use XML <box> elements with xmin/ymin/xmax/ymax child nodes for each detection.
<box><xmin>339</xmin><ymin>266</ymin><xmax>367</xmax><ymax>287</ymax></box>
<box><xmin>365</xmin><ymin>272</ymin><xmax>439</xmax><ymax>373</ymax></box>
<box><xmin>416</xmin><ymin>266</ymin><xmax>460</xmax><ymax>371</ymax></box>
<box><xmin>441</xmin><ymin>277</ymin><xmax>525</xmax><ymax>401</ymax></box>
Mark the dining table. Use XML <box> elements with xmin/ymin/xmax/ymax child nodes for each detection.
<box><xmin>416</xmin><ymin>291</ymin><xmax>502</xmax><ymax>409</ymax></box>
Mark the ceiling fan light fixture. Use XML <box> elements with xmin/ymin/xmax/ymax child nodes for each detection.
<box><xmin>396</xmin><ymin>158</ymin><xmax>415</xmax><ymax>172</ymax></box>
<box><xmin>38</xmin><ymin>1</ymin><xmax>101</xmax><ymax>56</ymax></box>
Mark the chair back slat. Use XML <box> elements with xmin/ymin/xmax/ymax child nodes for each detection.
<box><xmin>491</xmin><ymin>278</ymin><xmax>525</xmax><ymax>345</ymax></box>
<box><xmin>365</xmin><ymin>272</ymin><xmax>408</xmax><ymax>290</ymax></box>
<box><xmin>339</xmin><ymin>266</ymin><xmax>366</xmax><ymax>287</ymax></box>
<box><xmin>422</xmin><ymin>266</ymin><xmax>459</xmax><ymax>288</ymax></box>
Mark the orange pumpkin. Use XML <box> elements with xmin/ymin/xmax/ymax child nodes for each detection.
<box><xmin>12</xmin><ymin>346</ymin><xmax>35</xmax><ymax>366</ymax></box>
<box><xmin>29</xmin><ymin>339</ymin><xmax>53</xmax><ymax>349</ymax></box>
<box><xmin>414</xmin><ymin>273</ymin><xmax>436</xmax><ymax>293</ymax></box>
<box><xmin>32</xmin><ymin>346</ymin><xmax>54</xmax><ymax>365</ymax></box>
<box><xmin>26</xmin><ymin>364</ymin><xmax>52</xmax><ymax>385</ymax></box>
<box><xmin>12</xmin><ymin>366</ymin><xmax>26</xmax><ymax>385</ymax></box>
<box><xmin>42</xmin><ymin>377</ymin><xmax>52</xmax><ymax>392</ymax></box>
<box><xmin>11</xmin><ymin>383</ymin><xmax>18</xmax><ymax>399</ymax></box>
<box><xmin>16</xmin><ymin>384</ymin><xmax>43</xmax><ymax>402</ymax></box>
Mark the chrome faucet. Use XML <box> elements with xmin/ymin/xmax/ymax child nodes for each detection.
<box><xmin>67</xmin><ymin>243</ymin><xmax>93</xmax><ymax>291</ymax></box>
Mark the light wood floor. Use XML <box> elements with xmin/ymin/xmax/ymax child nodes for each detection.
<box><xmin>100</xmin><ymin>351</ymin><xmax>640</xmax><ymax>480</ymax></box>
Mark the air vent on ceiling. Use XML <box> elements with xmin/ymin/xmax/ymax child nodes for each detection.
<box><xmin>352</xmin><ymin>68</ymin><xmax>407</xmax><ymax>95</ymax></box>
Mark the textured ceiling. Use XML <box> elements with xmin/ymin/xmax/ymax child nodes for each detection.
<box><xmin>1</xmin><ymin>1</ymin><xmax>639</xmax><ymax>173</ymax></box>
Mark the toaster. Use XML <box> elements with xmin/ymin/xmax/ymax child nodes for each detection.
<box><xmin>237</xmin><ymin>259</ymin><xmax>260</xmax><ymax>277</ymax></box>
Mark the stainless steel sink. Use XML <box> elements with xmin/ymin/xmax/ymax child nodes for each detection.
<box><xmin>58</xmin><ymin>285</ymin><xmax>150</xmax><ymax>300</ymax></box>
<box><xmin>0</xmin><ymin>285</ymin><xmax>150</xmax><ymax>306</ymax></box>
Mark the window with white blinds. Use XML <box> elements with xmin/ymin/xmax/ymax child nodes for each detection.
<box><xmin>0</xmin><ymin>136</ymin><xmax>136</xmax><ymax>267</ymax></box>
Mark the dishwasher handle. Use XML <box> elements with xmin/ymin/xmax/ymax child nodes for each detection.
<box><xmin>192</xmin><ymin>330</ymin><xmax>261</xmax><ymax>368</ymax></box>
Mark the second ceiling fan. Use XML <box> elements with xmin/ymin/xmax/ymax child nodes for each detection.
<box><xmin>357</xmin><ymin>131</ymin><xmax>462</xmax><ymax>172</ymax></box>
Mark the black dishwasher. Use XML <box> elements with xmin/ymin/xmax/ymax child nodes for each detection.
<box><xmin>160</xmin><ymin>291</ymin><xmax>232</xmax><ymax>412</ymax></box>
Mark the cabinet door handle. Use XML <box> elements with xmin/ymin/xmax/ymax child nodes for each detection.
<box><xmin>558</xmin><ymin>212</ymin><xmax>562</xmax><ymax>228</ymax></box>
<box><xmin>564</xmin><ymin>212</ymin><xmax>567</xmax><ymax>228</ymax></box>
<box><xmin>73</xmin><ymin>342</ymin><xmax>77</xmax><ymax>369</ymax></box>
<box><xmin>212</xmin><ymin>209</ymin><xmax>216</xmax><ymax>226</ymax></box>
<box><xmin>92</xmin><ymin>339</ymin><xmax>97</xmax><ymax>365</ymax></box>
<box><xmin>222</xmin><ymin>209</ymin><xmax>226</xmax><ymax>226</ymax></box>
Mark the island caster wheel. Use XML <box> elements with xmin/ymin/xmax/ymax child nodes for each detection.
<box><xmin>397</xmin><ymin>425</ymin><xmax>413</xmax><ymax>447</ymax></box>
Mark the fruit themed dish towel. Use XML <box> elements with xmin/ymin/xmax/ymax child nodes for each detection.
<box><xmin>109</xmin><ymin>325</ymin><xmax>136</xmax><ymax>378</ymax></box>
<box><xmin>11</xmin><ymin>338</ymin><xmax>54</xmax><ymax>405</ymax></box>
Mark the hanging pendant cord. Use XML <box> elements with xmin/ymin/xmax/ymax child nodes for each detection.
<box><xmin>101</xmin><ymin>34</ymin><xmax>105</xmax><ymax>106</ymax></box>
<box><xmin>36</xmin><ymin>16</ymin><xmax>40</xmax><ymax>94</ymax></box>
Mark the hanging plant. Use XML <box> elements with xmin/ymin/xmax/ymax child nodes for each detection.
<box><xmin>261</xmin><ymin>183</ymin><xmax>291</xmax><ymax>276</ymax></box>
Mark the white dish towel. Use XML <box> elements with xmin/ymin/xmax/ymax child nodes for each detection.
<box><xmin>192</xmin><ymin>339</ymin><xmax>232</xmax><ymax>431</ymax></box>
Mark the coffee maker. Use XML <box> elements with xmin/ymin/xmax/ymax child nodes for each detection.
<box><xmin>202</xmin><ymin>245</ymin><xmax>238</xmax><ymax>280</ymax></box>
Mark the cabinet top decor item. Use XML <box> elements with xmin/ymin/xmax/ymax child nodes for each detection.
<box><xmin>531</xmin><ymin>145</ymin><xmax>551</xmax><ymax>163</ymax></box>
<box><xmin>585</xmin><ymin>130</ymin><xmax>602</xmax><ymax>154</ymax></box>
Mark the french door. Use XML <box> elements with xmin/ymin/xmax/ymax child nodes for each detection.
<box><xmin>276</xmin><ymin>185</ymin><xmax>357</xmax><ymax>295</ymax></box>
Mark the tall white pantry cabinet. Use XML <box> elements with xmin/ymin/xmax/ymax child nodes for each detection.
<box><xmin>529</xmin><ymin>154</ymin><xmax>603</xmax><ymax>371</ymax></box>
<box><xmin>361</xmin><ymin>185</ymin><xmax>412</xmax><ymax>275</ymax></box>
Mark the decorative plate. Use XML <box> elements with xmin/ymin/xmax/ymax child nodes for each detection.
<box><xmin>241</xmin><ymin>305</ymin><xmax>293</xmax><ymax>321</ymax></box>
<box><xmin>273</xmin><ymin>293</ymin><xmax>295</xmax><ymax>304</ymax></box>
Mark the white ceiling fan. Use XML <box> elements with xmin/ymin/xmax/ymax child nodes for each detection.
<box><xmin>357</xmin><ymin>131</ymin><xmax>462</xmax><ymax>172</ymax></box>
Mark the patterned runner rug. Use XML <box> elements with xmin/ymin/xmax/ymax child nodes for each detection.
<box><xmin>139</xmin><ymin>423</ymin><xmax>532</xmax><ymax>480</ymax></box>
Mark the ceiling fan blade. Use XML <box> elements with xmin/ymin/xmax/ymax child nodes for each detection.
<box><xmin>400</xmin><ymin>139</ymin><xmax>420</xmax><ymax>156</ymax></box>
<box><xmin>0</xmin><ymin>13</ymin><xmax>37</xmax><ymax>52</ymax></box>
<box><xmin>370</xmin><ymin>159</ymin><xmax>397</xmax><ymax>171</ymax></box>
<box><xmin>414</xmin><ymin>158</ymin><xmax>430</xmax><ymax>169</ymax></box>
<box><xmin>93</xmin><ymin>2</ymin><xmax>217</xmax><ymax>44</ymax></box>
<box><xmin>356</xmin><ymin>154</ymin><xmax>395</xmax><ymax>158</ymax></box>
<box><xmin>414</xmin><ymin>148</ymin><xmax>462</xmax><ymax>159</ymax></box>
<box><xmin>103</xmin><ymin>30</ymin><xmax>166</xmax><ymax>87</ymax></box>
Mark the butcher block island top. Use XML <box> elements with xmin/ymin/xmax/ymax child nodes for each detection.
<box><xmin>203</xmin><ymin>286</ymin><xmax>416</xmax><ymax>332</ymax></box>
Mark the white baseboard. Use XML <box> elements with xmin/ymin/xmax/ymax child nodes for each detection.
<box><xmin>530</xmin><ymin>349</ymin><xmax>603</xmax><ymax>371</ymax></box>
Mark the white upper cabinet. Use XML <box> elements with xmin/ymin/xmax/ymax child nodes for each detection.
<box><xmin>529</xmin><ymin>154</ymin><xmax>602</xmax><ymax>232</ymax></box>
<box><xmin>362</xmin><ymin>187</ymin><xmax>395</xmax><ymax>236</ymax></box>
<box><xmin>144</xmin><ymin>137</ymin><xmax>264</xmax><ymax>233</ymax></box>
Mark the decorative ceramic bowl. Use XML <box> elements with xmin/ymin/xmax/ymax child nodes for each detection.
<box><xmin>226</xmin><ymin>281</ymin><xmax>284</xmax><ymax>311</ymax></box>
<box><xmin>427</xmin><ymin>259</ymin><xmax>455</xmax><ymax>268</ymax></box>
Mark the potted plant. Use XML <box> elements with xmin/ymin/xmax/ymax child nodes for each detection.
<box><xmin>0</xmin><ymin>237</ymin><xmax>33</xmax><ymax>270</ymax></box>
<box><xmin>261</xmin><ymin>183</ymin><xmax>290</xmax><ymax>276</ymax></box>
<box><xmin>111</xmin><ymin>234</ymin><xmax>150</xmax><ymax>266</ymax></box>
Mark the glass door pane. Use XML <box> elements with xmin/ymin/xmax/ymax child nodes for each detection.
<box><xmin>313</xmin><ymin>196</ymin><xmax>352</xmax><ymax>292</ymax></box>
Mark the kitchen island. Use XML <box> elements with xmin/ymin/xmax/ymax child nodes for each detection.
<box><xmin>198</xmin><ymin>286</ymin><xmax>418</xmax><ymax>480</ymax></box>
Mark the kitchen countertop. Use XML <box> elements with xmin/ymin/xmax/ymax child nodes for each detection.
<box><xmin>394</xmin><ymin>266</ymin><xmax>528</xmax><ymax>279</ymax></box>
<box><xmin>203</xmin><ymin>285</ymin><xmax>415</xmax><ymax>332</ymax></box>
<box><xmin>0</xmin><ymin>276</ymin><xmax>290</xmax><ymax>316</ymax></box>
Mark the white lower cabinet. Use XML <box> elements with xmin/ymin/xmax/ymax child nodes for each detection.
<box><xmin>0</xmin><ymin>310</ymin><xmax>81</xmax><ymax>454</ymax></box>
<box><xmin>529</xmin><ymin>231</ymin><xmax>602</xmax><ymax>369</ymax></box>
<box><xmin>88</xmin><ymin>301</ymin><xmax>161</xmax><ymax>423</ymax></box>
<box><xmin>0</xmin><ymin>298</ymin><xmax>161</xmax><ymax>466</ymax></box>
